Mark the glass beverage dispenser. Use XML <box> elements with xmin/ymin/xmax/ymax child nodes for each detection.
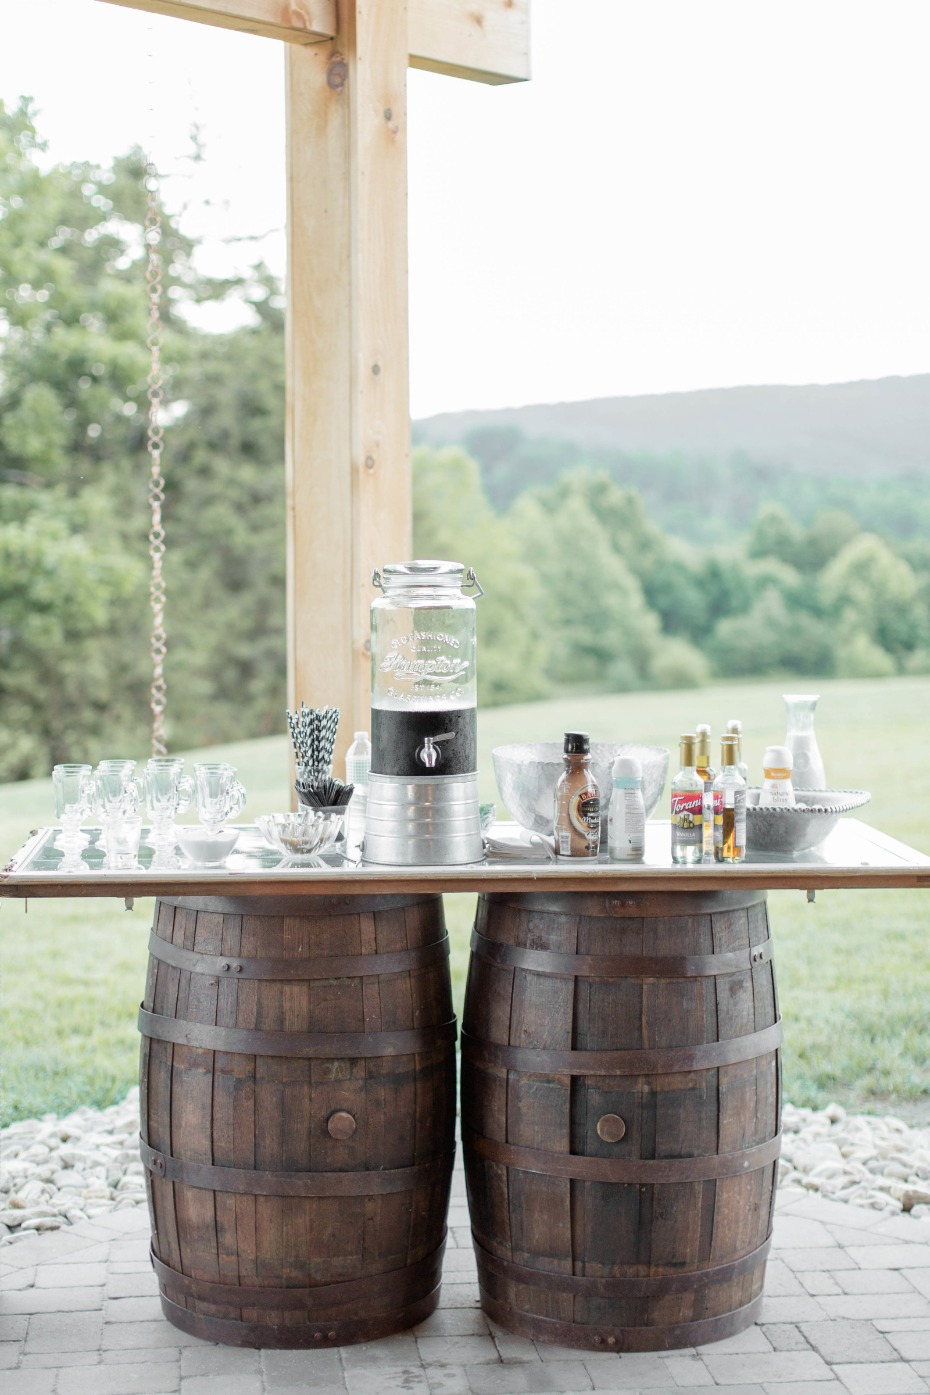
<box><xmin>363</xmin><ymin>560</ymin><xmax>484</xmax><ymax>865</ymax></box>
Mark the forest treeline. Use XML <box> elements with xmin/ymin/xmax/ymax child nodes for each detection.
<box><xmin>2</xmin><ymin>100</ymin><xmax>929</xmax><ymax>780</ymax></box>
<box><xmin>420</xmin><ymin>419</ymin><xmax>930</xmax><ymax>544</ymax></box>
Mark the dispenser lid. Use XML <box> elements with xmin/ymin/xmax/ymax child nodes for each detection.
<box><xmin>376</xmin><ymin>560</ymin><xmax>464</xmax><ymax>591</ymax></box>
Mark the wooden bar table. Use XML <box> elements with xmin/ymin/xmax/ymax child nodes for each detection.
<box><xmin>2</xmin><ymin>820</ymin><xmax>928</xmax><ymax>1350</ymax></box>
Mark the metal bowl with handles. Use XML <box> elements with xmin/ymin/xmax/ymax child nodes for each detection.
<box><xmin>492</xmin><ymin>742</ymin><xmax>669</xmax><ymax>839</ymax></box>
<box><xmin>746</xmin><ymin>788</ymin><xmax>870</xmax><ymax>855</ymax></box>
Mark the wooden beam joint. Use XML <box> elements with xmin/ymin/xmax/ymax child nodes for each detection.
<box><xmin>98</xmin><ymin>0</ymin><xmax>530</xmax><ymax>83</ymax></box>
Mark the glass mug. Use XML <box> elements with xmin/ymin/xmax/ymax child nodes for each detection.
<box><xmin>94</xmin><ymin>760</ymin><xmax>142</xmax><ymax>819</ymax></box>
<box><xmin>53</xmin><ymin>764</ymin><xmax>94</xmax><ymax>830</ymax></box>
<box><xmin>52</xmin><ymin>763</ymin><xmax>94</xmax><ymax>871</ymax></box>
<box><xmin>193</xmin><ymin>763</ymin><xmax>246</xmax><ymax>834</ymax></box>
<box><xmin>105</xmin><ymin>816</ymin><xmax>144</xmax><ymax>871</ymax></box>
<box><xmin>94</xmin><ymin>761</ymin><xmax>143</xmax><ymax>869</ymax></box>
<box><xmin>144</xmin><ymin>758</ymin><xmax>194</xmax><ymax>821</ymax></box>
<box><xmin>144</xmin><ymin>758</ymin><xmax>194</xmax><ymax>866</ymax></box>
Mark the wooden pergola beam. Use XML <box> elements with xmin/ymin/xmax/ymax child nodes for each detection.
<box><xmin>99</xmin><ymin>0</ymin><xmax>337</xmax><ymax>45</ymax></box>
<box><xmin>409</xmin><ymin>0</ymin><xmax>530</xmax><ymax>85</ymax></box>
<box><xmin>99</xmin><ymin>0</ymin><xmax>530</xmax><ymax>83</ymax></box>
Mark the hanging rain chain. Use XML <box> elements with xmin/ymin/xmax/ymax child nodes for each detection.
<box><xmin>144</xmin><ymin>163</ymin><xmax>168</xmax><ymax>757</ymax></box>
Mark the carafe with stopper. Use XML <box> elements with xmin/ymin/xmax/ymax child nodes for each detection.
<box><xmin>783</xmin><ymin>694</ymin><xmax>826</xmax><ymax>790</ymax></box>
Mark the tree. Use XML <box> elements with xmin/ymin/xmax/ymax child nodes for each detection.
<box><xmin>0</xmin><ymin>503</ymin><xmax>145</xmax><ymax>779</ymax></box>
<box><xmin>0</xmin><ymin>99</ymin><xmax>288</xmax><ymax>767</ymax></box>
<box><xmin>747</xmin><ymin>503</ymin><xmax>804</xmax><ymax>569</ymax></box>
<box><xmin>820</xmin><ymin>533</ymin><xmax>924</xmax><ymax>668</ymax></box>
<box><xmin>796</xmin><ymin>509</ymin><xmax>860</xmax><ymax>574</ymax></box>
<box><xmin>709</xmin><ymin>588</ymin><xmax>835</xmax><ymax>679</ymax></box>
<box><xmin>508</xmin><ymin>478</ymin><xmax>663</xmax><ymax>690</ymax></box>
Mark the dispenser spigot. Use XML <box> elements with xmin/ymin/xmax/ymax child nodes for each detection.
<box><xmin>416</xmin><ymin>733</ymin><xmax>454</xmax><ymax>769</ymax></box>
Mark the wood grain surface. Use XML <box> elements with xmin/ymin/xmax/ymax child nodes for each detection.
<box><xmin>461</xmin><ymin>888</ymin><xmax>781</xmax><ymax>1351</ymax></box>
<box><xmin>140</xmin><ymin>892</ymin><xmax>456</xmax><ymax>1347</ymax></box>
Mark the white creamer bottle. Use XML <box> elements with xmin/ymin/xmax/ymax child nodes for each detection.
<box><xmin>608</xmin><ymin>754</ymin><xmax>645</xmax><ymax>861</ymax></box>
<box><xmin>759</xmin><ymin>744</ymin><xmax>796</xmax><ymax>807</ymax></box>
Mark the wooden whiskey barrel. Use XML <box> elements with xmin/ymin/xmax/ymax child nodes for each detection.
<box><xmin>461</xmin><ymin>888</ymin><xmax>781</xmax><ymax>1352</ymax></box>
<box><xmin>139</xmin><ymin>893</ymin><xmax>456</xmax><ymax>1348</ymax></box>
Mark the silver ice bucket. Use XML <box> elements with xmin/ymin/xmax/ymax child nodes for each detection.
<box><xmin>363</xmin><ymin>773</ymin><xmax>484</xmax><ymax>866</ymax></box>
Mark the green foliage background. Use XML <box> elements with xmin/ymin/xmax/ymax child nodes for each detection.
<box><xmin>3</xmin><ymin>100</ymin><xmax>930</xmax><ymax>781</ymax></box>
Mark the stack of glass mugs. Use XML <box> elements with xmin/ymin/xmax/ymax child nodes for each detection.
<box><xmin>51</xmin><ymin>759</ymin><xmax>245</xmax><ymax>871</ymax></box>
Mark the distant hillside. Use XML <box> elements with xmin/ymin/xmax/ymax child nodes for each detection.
<box><xmin>415</xmin><ymin>375</ymin><xmax>930</xmax><ymax>478</ymax></box>
<box><xmin>412</xmin><ymin>375</ymin><xmax>930</xmax><ymax>541</ymax></box>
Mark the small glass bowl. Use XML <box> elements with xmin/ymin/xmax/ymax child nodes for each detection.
<box><xmin>176</xmin><ymin>825</ymin><xmax>240</xmax><ymax>866</ymax></box>
<box><xmin>256</xmin><ymin>810</ymin><xmax>345</xmax><ymax>865</ymax></box>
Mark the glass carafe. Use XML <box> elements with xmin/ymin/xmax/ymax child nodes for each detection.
<box><xmin>783</xmin><ymin>694</ymin><xmax>826</xmax><ymax>790</ymax></box>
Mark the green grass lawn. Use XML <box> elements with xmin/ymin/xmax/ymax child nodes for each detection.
<box><xmin>2</xmin><ymin>677</ymin><xmax>928</xmax><ymax>1124</ymax></box>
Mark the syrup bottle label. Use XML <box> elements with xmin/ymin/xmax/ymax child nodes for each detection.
<box><xmin>671</xmin><ymin>791</ymin><xmax>702</xmax><ymax>845</ymax></box>
<box><xmin>569</xmin><ymin>786</ymin><xmax>600</xmax><ymax>837</ymax></box>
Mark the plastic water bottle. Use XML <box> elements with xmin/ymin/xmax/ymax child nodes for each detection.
<box><xmin>345</xmin><ymin>731</ymin><xmax>371</xmax><ymax>790</ymax></box>
<box><xmin>345</xmin><ymin>731</ymin><xmax>371</xmax><ymax>849</ymax></box>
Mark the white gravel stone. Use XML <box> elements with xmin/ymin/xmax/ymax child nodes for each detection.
<box><xmin>1</xmin><ymin>1089</ymin><xmax>928</xmax><ymax>1244</ymax></box>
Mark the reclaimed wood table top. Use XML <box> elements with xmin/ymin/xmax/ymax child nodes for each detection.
<box><xmin>1</xmin><ymin>819</ymin><xmax>928</xmax><ymax>898</ymax></box>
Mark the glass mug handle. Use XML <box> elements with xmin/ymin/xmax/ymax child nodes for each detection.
<box><xmin>225</xmin><ymin>780</ymin><xmax>246</xmax><ymax>822</ymax></box>
<box><xmin>176</xmin><ymin>775</ymin><xmax>195</xmax><ymax>817</ymax></box>
<box><xmin>80</xmin><ymin>773</ymin><xmax>96</xmax><ymax>819</ymax></box>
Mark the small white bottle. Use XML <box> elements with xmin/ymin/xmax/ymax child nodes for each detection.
<box><xmin>608</xmin><ymin>755</ymin><xmax>645</xmax><ymax>861</ymax></box>
<box><xmin>758</xmin><ymin>744</ymin><xmax>796</xmax><ymax>807</ymax></box>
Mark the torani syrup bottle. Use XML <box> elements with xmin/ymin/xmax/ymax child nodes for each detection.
<box><xmin>671</xmin><ymin>734</ymin><xmax>704</xmax><ymax>865</ymax></box>
<box><xmin>553</xmin><ymin>732</ymin><xmax>601</xmax><ymax>858</ymax></box>
<box><xmin>713</xmin><ymin>734</ymin><xmax>747</xmax><ymax>863</ymax></box>
<box><xmin>695</xmin><ymin>723</ymin><xmax>716</xmax><ymax>861</ymax></box>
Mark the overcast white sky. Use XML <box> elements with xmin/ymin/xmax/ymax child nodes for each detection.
<box><xmin>2</xmin><ymin>0</ymin><xmax>929</xmax><ymax>418</ymax></box>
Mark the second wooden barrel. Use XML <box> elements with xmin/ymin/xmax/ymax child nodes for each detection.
<box><xmin>461</xmin><ymin>888</ymin><xmax>781</xmax><ymax>1352</ymax></box>
<box><xmin>139</xmin><ymin>893</ymin><xmax>456</xmax><ymax>1348</ymax></box>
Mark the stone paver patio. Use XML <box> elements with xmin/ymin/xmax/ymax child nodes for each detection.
<box><xmin>2</xmin><ymin>1158</ymin><xmax>929</xmax><ymax>1395</ymax></box>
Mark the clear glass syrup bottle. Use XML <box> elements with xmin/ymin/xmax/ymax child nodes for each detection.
<box><xmin>713</xmin><ymin>734</ymin><xmax>747</xmax><ymax>863</ymax></box>
<box><xmin>695</xmin><ymin>723</ymin><xmax>716</xmax><ymax>860</ymax></box>
<box><xmin>553</xmin><ymin>731</ymin><xmax>601</xmax><ymax>859</ymax></box>
<box><xmin>726</xmin><ymin>718</ymin><xmax>750</xmax><ymax>783</ymax></box>
<box><xmin>671</xmin><ymin>733</ymin><xmax>704</xmax><ymax>865</ymax></box>
<box><xmin>608</xmin><ymin>754</ymin><xmax>645</xmax><ymax>861</ymax></box>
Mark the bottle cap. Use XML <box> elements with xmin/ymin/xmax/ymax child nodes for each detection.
<box><xmin>563</xmin><ymin>731</ymin><xmax>590</xmax><ymax>755</ymax></box>
<box><xmin>354</xmin><ymin>731</ymin><xmax>368</xmax><ymax>741</ymax></box>
<box><xmin>763</xmin><ymin>744</ymin><xmax>793</xmax><ymax>772</ymax></box>
<box><xmin>679</xmin><ymin>734</ymin><xmax>696</xmax><ymax>765</ymax></box>
<box><xmin>695</xmin><ymin>723</ymin><xmax>711</xmax><ymax>734</ymax></box>
<box><xmin>726</xmin><ymin>718</ymin><xmax>742</xmax><ymax>734</ymax></box>
<box><xmin>612</xmin><ymin>755</ymin><xmax>642</xmax><ymax>780</ymax></box>
<box><xmin>720</xmin><ymin>734</ymin><xmax>740</xmax><ymax>766</ymax></box>
<box><xmin>695</xmin><ymin>724</ymin><xmax>711</xmax><ymax>762</ymax></box>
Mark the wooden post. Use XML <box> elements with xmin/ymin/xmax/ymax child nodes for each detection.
<box><xmin>285</xmin><ymin>4</ymin><xmax>411</xmax><ymax>776</ymax></box>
